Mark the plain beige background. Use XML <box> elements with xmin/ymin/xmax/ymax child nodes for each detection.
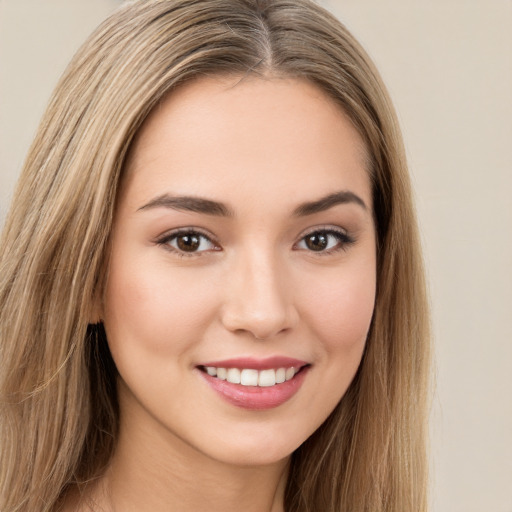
<box><xmin>1</xmin><ymin>1</ymin><xmax>511</xmax><ymax>511</ymax></box>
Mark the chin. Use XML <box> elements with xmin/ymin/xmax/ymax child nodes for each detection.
<box><xmin>192</xmin><ymin>422</ymin><xmax>312</xmax><ymax>468</ymax></box>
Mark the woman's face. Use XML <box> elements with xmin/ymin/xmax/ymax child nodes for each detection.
<box><xmin>102</xmin><ymin>76</ymin><xmax>376</xmax><ymax>467</ymax></box>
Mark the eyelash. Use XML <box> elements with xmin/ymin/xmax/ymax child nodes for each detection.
<box><xmin>155</xmin><ymin>228</ymin><xmax>220</xmax><ymax>258</ymax></box>
<box><xmin>156</xmin><ymin>226</ymin><xmax>355</xmax><ymax>257</ymax></box>
<box><xmin>294</xmin><ymin>227</ymin><xmax>355</xmax><ymax>254</ymax></box>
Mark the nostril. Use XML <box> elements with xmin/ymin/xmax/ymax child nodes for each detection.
<box><xmin>221</xmin><ymin>305</ymin><xmax>299</xmax><ymax>341</ymax></box>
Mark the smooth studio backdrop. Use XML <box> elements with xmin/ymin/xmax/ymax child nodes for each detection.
<box><xmin>1</xmin><ymin>1</ymin><xmax>511</xmax><ymax>511</ymax></box>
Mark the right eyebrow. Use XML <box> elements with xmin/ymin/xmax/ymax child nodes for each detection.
<box><xmin>137</xmin><ymin>194</ymin><xmax>234</xmax><ymax>217</ymax></box>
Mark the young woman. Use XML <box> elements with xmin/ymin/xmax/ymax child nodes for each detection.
<box><xmin>0</xmin><ymin>1</ymin><xmax>431</xmax><ymax>511</ymax></box>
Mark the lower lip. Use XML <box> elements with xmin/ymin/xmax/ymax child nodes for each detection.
<box><xmin>198</xmin><ymin>367</ymin><xmax>309</xmax><ymax>410</ymax></box>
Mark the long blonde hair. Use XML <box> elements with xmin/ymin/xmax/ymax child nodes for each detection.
<box><xmin>0</xmin><ymin>1</ymin><xmax>430</xmax><ymax>510</ymax></box>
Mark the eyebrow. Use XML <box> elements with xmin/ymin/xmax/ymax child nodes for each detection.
<box><xmin>293</xmin><ymin>190</ymin><xmax>368</xmax><ymax>216</ymax></box>
<box><xmin>137</xmin><ymin>190</ymin><xmax>367</xmax><ymax>217</ymax></box>
<box><xmin>138</xmin><ymin>194</ymin><xmax>233</xmax><ymax>216</ymax></box>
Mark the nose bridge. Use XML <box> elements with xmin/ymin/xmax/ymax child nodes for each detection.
<box><xmin>221</xmin><ymin>243</ymin><xmax>297</xmax><ymax>339</ymax></box>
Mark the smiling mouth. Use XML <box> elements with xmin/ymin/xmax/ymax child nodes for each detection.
<box><xmin>197</xmin><ymin>365</ymin><xmax>308</xmax><ymax>387</ymax></box>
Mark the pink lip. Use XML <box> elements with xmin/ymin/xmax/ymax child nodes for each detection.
<box><xmin>199</xmin><ymin>356</ymin><xmax>308</xmax><ymax>370</ymax></box>
<box><xmin>196</xmin><ymin>357</ymin><xmax>310</xmax><ymax>410</ymax></box>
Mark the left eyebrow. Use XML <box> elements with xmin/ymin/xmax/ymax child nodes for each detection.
<box><xmin>293</xmin><ymin>190</ymin><xmax>368</xmax><ymax>216</ymax></box>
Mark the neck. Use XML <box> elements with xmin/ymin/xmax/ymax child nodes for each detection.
<box><xmin>87</xmin><ymin>406</ymin><xmax>289</xmax><ymax>512</ymax></box>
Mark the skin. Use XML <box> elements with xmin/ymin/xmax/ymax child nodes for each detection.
<box><xmin>80</xmin><ymin>75</ymin><xmax>376</xmax><ymax>512</ymax></box>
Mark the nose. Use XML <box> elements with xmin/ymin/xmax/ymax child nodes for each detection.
<box><xmin>220</xmin><ymin>249</ymin><xmax>299</xmax><ymax>340</ymax></box>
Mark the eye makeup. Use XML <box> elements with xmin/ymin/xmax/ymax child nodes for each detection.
<box><xmin>154</xmin><ymin>223</ymin><xmax>356</xmax><ymax>259</ymax></box>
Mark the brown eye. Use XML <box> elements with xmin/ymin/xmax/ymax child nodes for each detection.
<box><xmin>161</xmin><ymin>231</ymin><xmax>217</xmax><ymax>254</ymax></box>
<box><xmin>304</xmin><ymin>233</ymin><xmax>329</xmax><ymax>251</ymax></box>
<box><xmin>297</xmin><ymin>229</ymin><xmax>354</xmax><ymax>253</ymax></box>
<box><xmin>176</xmin><ymin>233</ymin><xmax>201</xmax><ymax>252</ymax></box>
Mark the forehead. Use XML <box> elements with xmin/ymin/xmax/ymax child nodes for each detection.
<box><xmin>121</xmin><ymin>75</ymin><xmax>371</xmax><ymax>213</ymax></box>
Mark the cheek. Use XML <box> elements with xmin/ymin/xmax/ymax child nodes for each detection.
<box><xmin>289</xmin><ymin>258</ymin><xmax>376</xmax><ymax>436</ymax></box>
<box><xmin>103</xmin><ymin>254</ymin><xmax>219</xmax><ymax>357</ymax></box>
<box><xmin>299</xmin><ymin>260</ymin><xmax>376</xmax><ymax>357</ymax></box>
<box><xmin>325</xmin><ymin>279</ymin><xmax>375</xmax><ymax>345</ymax></box>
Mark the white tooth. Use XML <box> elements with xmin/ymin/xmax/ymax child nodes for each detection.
<box><xmin>226</xmin><ymin>368</ymin><xmax>241</xmax><ymax>384</ymax></box>
<box><xmin>258</xmin><ymin>369</ymin><xmax>276</xmax><ymax>387</ymax></box>
<box><xmin>205</xmin><ymin>366</ymin><xmax>217</xmax><ymax>376</ymax></box>
<box><xmin>240</xmin><ymin>369</ymin><xmax>258</xmax><ymax>386</ymax></box>
<box><xmin>275</xmin><ymin>368</ymin><xmax>286</xmax><ymax>384</ymax></box>
<box><xmin>285</xmin><ymin>367</ymin><xmax>296</xmax><ymax>381</ymax></box>
<box><xmin>216</xmin><ymin>367</ymin><xmax>227</xmax><ymax>380</ymax></box>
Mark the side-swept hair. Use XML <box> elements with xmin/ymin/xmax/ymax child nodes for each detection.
<box><xmin>0</xmin><ymin>1</ymin><xmax>430</xmax><ymax>510</ymax></box>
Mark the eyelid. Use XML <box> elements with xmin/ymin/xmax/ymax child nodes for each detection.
<box><xmin>294</xmin><ymin>225</ymin><xmax>355</xmax><ymax>253</ymax></box>
<box><xmin>297</xmin><ymin>224</ymin><xmax>349</xmax><ymax>238</ymax></box>
<box><xmin>154</xmin><ymin>224</ymin><xmax>355</xmax><ymax>257</ymax></box>
<box><xmin>155</xmin><ymin>227</ymin><xmax>221</xmax><ymax>256</ymax></box>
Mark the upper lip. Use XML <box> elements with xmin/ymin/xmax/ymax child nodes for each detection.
<box><xmin>198</xmin><ymin>356</ymin><xmax>309</xmax><ymax>370</ymax></box>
